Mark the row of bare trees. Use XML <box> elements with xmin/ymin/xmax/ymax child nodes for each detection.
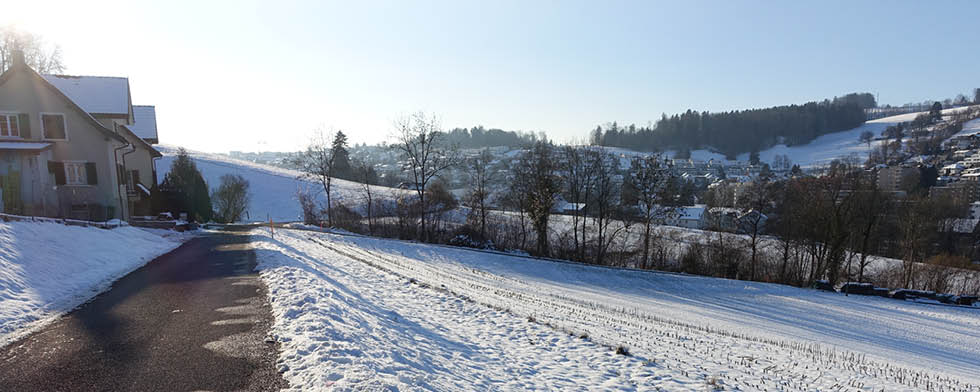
<box><xmin>295</xmin><ymin>113</ymin><xmax>980</xmax><ymax>295</ymax></box>
<box><xmin>0</xmin><ymin>25</ymin><xmax>64</xmax><ymax>74</ymax></box>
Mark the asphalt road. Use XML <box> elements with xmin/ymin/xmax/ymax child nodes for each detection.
<box><xmin>0</xmin><ymin>230</ymin><xmax>287</xmax><ymax>391</ymax></box>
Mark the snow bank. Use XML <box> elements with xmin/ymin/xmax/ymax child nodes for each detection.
<box><xmin>253</xmin><ymin>228</ymin><xmax>701</xmax><ymax>391</ymax></box>
<box><xmin>255</xmin><ymin>228</ymin><xmax>980</xmax><ymax>390</ymax></box>
<box><xmin>0</xmin><ymin>221</ymin><xmax>186</xmax><ymax>347</ymax></box>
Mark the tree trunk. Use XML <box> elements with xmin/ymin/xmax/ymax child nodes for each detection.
<box><xmin>779</xmin><ymin>239</ymin><xmax>790</xmax><ymax>284</ymax></box>
<box><xmin>750</xmin><ymin>232</ymin><xmax>758</xmax><ymax>281</ymax></box>
<box><xmin>642</xmin><ymin>218</ymin><xmax>651</xmax><ymax>269</ymax></box>
<box><xmin>419</xmin><ymin>190</ymin><xmax>426</xmax><ymax>242</ymax></box>
<box><xmin>324</xmin><ymin>178</ymin><xmax>332</xmax><ymax>227</ymax></box>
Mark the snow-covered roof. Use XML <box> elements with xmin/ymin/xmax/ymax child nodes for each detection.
<box><xmin>130</xmin><ymin>105</ymin><xmax>158</xmax><ymax>142</ymax></box>
<box><xmin>41</xmin><ymin>74</ymin><xmax>130</xmax><ymax>115</ymax></box>
<box><xmin>677</xmin><ymin>205</ymin><xmax>706</xmax><ymax>220</ymax></box>
<box><xmin>0</xmin><ymin>142</ymin><xmax>51</xmax><ymax>151</ymax></box>
<box><xmin>555</xmin><ymin>200</ymin><xmax>586</xmax><ymax>212</ymax></box>
<box><xmin>950</xmin><ymin>218</ymin><xmax>979</xmax><ymax>234</ymax></box>
<box><xmin>136</xmin><ymin>182</ymin><xmax>151</xmax><ymax>196</ymax></box>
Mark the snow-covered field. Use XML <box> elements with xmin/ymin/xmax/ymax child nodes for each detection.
<box><xmin>157</xmin><ymin>145</ymin><xmax>410</xmax><ymax>222</ymax></box>
<box><xmin>952</xmin><ymin>117</ymin><xmax>980</xmax><ymax>138</ymax></box>
<box><xmin>0</xmin><ymin>221</ymin><xmax>187</xmax><ymax>347</ymax></box>
<box><xmin>737</xmin><ymin>106</ymin><xmax>978</xmax><ymax>168</ymax></box>
<box><xmin>254</xmin><ymin>227</ymin><xmax>980</xmax><ymax>391</ymax></box>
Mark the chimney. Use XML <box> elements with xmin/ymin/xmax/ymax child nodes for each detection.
<box><xmin>10</xmin><ymin>49</ymin><xmax>25</xmax><ymax>69</ymax></box>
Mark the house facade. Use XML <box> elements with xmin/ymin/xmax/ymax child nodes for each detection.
<box><xmin>0</xmin><ymin>51</ymin><xmax>160</xmax><ymax>220</ymax></box>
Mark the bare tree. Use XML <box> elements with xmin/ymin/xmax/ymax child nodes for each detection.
<box><xmin>296</xmin><ymin>186</ymin><xmax>318</xmax><ymax>225</ymax></box>
<box><xmin>628</xmin><ymin>154</ymin><xmax>676</xmax><ymax>268</ymax></box>
<box><xmin>354</xmin><ymin>158</ymin><xmax>376</xmax><ymax>234</ymax></box>
<box><xmin>211</xmin><ymin>174</ymin><xmax>251</xmax><ymax>223</ymax></box>
<box><xmin>500</xmin><ymin>181</ymin><xmax>531</xmax><ymax>250</ymax></box>
<box><xmin>897</xmin><ymin>196</ymin><xmax>936</xmax><ymax>288</ymax></box>
<box><xmin>391</xmin><ymin>112</ymin><xmax>458</xmax><ymax>242</ymax></box>
<box><xmin>737</xmin><ymin>180</ymin><xmax>772</xmax><ymax>281</ymax></box>
<box><xmin>512</xmin><ymin>141</ymin><xmax>562</xmax><ymax>256</ymax></box>
<box><xmin>0</xmin><ymin>26</ymin><xmax>64</xmax><ymax>73</ymax></box>
<box><xmin>859</xmin><ymin>131</ymin><xmax>874</xmax><ymax>160</ymax></box>
<box><xmin>465</xmin><ymin>148</ymin><xmax>495</xmax><ymax>240</ymax></box>
<box><xmin>850</xmin><ymin>180</ymin><xmax>888</xmax><ymax>282</ymax></box>
<box><xmin>589</xmin><ymin>148</ymin><xmax>619</xmax><ymax>265</ymax></box>
<box><xmin>559</xmin><ymin>145</ymin><xmax>596</xmax><ymax>261</ymax></box>
<box><xmin>297</xmin><ymin>129</ymin><xmax>338</xmax><ymax>226</ymax></box>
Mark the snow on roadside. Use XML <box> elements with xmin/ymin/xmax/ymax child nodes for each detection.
<box><xmin>255</xmin><ymin>228</ymin><xmax>980</xmax><ymax>391</ymax></box>
<box><xmin>0</xmin><ymin>221</ymin><xmax>188</xmax><ymax>347</ymax></box>
<box><xmin>252</xmin><ymin>228</ymin><xmax>705</xmax><ymax>391</ymax></box>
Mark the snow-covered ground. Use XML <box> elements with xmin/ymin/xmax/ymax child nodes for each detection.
<box><xmin>157</xmin><ymin>145</ymin><xmax>410</xmax><ymax>222</ymax></box>
<box><xmin>254</xmin><ymin>227</ymin><xmax>980</xmax><ymax>391</ymax></box>
<box><xmin>0</xmin><ymin>221</ymin><xmax>188</xmax><ymax>347</ymax></box>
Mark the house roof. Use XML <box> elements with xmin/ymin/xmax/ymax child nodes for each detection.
<box><xmin>950</xmin><ymin>218</ymin><xmax>979</xmax><ymax>234</ymax></box>
<box><xmin>130</xmin><ymin>105</ymin><xmax>158</xmax><ymax>141</ymax></box>
<box><xmin>0</xmin><ymin>141</ymin><xmax>52</xmax><ymax>151</ymax></box>
<box><xmin>0</xmin><ymin>64</ymin><xmax>127</xmax><ymax>144</ymax></box>
<box><xmin>678</xmin><ymin>205</ymin><xmax>706</xmax><ymax>220</ymax></box>
<box><xmin>120</xmin><ymin>124</ymin><xmax>162</xmax><ymax>158</ymax></box>
<box><xmin>41</xmin><ymin>74</ymin><xmax>131</xmax><ymax>115</ymax></box>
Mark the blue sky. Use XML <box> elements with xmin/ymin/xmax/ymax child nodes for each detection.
<box><xmin>4</xmin><ymin>0</ymin><xmax>979</xmax><ymax>152</ymax></box>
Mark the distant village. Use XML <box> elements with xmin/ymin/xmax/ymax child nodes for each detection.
<box><xmin>227</xmin><ymin>104</ymin><xmax>980</xmax><ymax>240</ymax></box>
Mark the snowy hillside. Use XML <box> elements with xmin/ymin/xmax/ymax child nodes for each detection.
<box><xmin>602</xmin><ymin>106</ymin><xmax>978</xmax><ymax>168</ymax></box>
<box><xmin>733</xmin><ymin>106</ymin><xmax>977</xmax><ymax>167</ymax></box>
<box><xmin>254</xmin><ymin>227</ymin><xmax>980</xmax><ymax>390</ymax></box>
<box><xmin>0</xmin><ymin>221</ymin><xmax>186</xmax><ymax>347</ymax></box>
<box><xmin>157</xmin><ymin>146</ymin><xmax>410</xmax><ymax>222</ymax></box>
<box><xmin>952</xmin><ymin>117</ymin><xmax>980</xmax><ymax>138</ymax></box>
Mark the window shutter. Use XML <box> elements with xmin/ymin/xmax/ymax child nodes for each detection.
<box><xmin>86</xmin><ymin>162</ymin><xmax>98</xmax><ymax>185</ymax></box>
<box><xmin>17</xmin><ymin>113</ymin><xmax>30</xmax><ymax>139</ymax></box>
<box><xmin>48</xmin><ymin>161</ymin><xmax>66</xmax><ymax>185</ymax></box>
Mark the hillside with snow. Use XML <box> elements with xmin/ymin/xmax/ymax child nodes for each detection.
<box><xmin>608</xmin><ymin>106</ymin><xmax>979</xmax><ymax>168</ymax></box>
<box><xmin>157</xmin><ymin>146</ymin><xmax>410</xmax><ymax>222</ymax></box>
<box><xmin>735</xmin><ymin>106</ymin><xmax>978</xmax><ymax>167</ymax></box>
<box><xmin>952</xmin><ymin>117</ymin><xmax>980</xmax><ymax>138</ymax></box>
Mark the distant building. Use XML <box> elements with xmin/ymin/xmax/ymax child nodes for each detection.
<box><xmin>667</xmin><ymin>205</ymin><xmax>706</xmax><ymax>229</ymax></box>
<box><xmin>876</xmin><ymin>166</ymin><xmax>917</xmax><ymax>193</ymax></box>
<box><xmin>931</xmin><ymin>181</ymin><xmax>980</xmax><ymax>202</ymax></box>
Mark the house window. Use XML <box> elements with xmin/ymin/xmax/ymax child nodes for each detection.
<box><xmin>0</xmin><ymin>114</ymin><xmax>19</xmax><ymax>138</ymax></box>
<box><xmin>41</xmin><ymin>113</ymin><xmax>67</xmax><ymax>140</ymax></box>
<box><xmin>65</xmin><ymin>162</ymin><xmax>87</xmax><ymax>185</ymax></box>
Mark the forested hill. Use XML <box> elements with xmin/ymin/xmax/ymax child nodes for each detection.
<box><xmin>443</xmin><ymin>126</ymin><xmax>545</xmax><ymax>148</ymax></box>
<box><xmin>592</xmin><ymin>93</ymin><xmax>876</xmax><ymax>159</ymax></box>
